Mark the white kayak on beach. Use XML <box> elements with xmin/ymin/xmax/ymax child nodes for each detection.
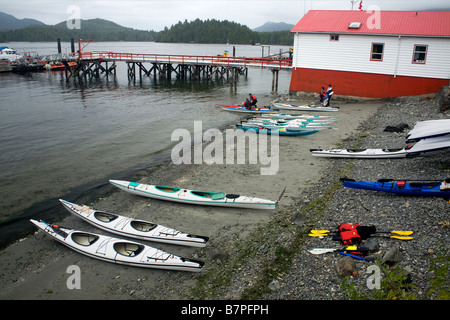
<box><xmin>310</xmin><ymin>148</ymin><xmax>410</xmax><ymax>158</ymax></box>
<box><xmin>273</xmin><ymin>102</ymin><xmax>339</xmax><ymax>112</ymax></box>
<box><xmin>311</xmin><ymin>135</ymin><xmax>450</xmax><ymax>158</ymax></box>
<box><xmin>30</xmin><ymin>219</ymin><xmax>204</xmax><ymax>272</ymax></box>
<box><xmin>260</xmin><ymin>113</ymin><xmax>337</xmax><ymax>120</ymax></box>
<box><xmin>59</xmin><ymin>199</ymin><xmax>209</xmax><ymax>247</ymax></box>
<box><xmin>110</xmin><ymin>180</ymin><xmax>276</xmax><ymax>210</ymax></box>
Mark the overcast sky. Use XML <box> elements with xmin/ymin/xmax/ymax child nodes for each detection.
<box><xmin>1</xmin><ymin>0</ymin><xmax>449</xmax><ymax>31</ymax></box>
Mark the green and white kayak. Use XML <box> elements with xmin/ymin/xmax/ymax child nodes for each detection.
<box><xmin>110</xmin><ymin>180</ymin><xmax>276</xmax><ymax>210</ymax></box>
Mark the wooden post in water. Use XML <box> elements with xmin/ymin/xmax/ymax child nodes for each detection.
<box><xmin>271</xmin><ymin>69</ymin><xmax>279</xmax><ymax>92</ymax></box>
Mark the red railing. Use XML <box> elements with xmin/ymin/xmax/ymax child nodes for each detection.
<box><xmin>78</xmin><ymin>51</ymin><xmax>292</xmax><ymax>69</ymax></box>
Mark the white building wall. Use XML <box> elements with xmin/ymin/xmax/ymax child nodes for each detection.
<box><xmin>292</xmin><ymin>33</ymin><xmax>450</xmax><ymax>79</ymax></box>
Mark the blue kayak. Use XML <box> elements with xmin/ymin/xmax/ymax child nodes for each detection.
<box><xmin>236</xmin><ymin>125</ymin><xmax>319</xmax><ymax>136</ymax></box>
<box><xmin>341</xmin><ymin>178</ymin><xmax>450</xmax><ymax>197</ymax></box>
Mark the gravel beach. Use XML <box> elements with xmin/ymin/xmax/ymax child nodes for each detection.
<box><xmin>0</xmin><ymin>95</ymin><xmax>448</xmax><ymax>305</ymax></box>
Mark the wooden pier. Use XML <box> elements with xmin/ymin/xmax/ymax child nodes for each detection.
<box><xmin>64</xmin><ymin>43</ymin><xmax>291</xmax><ymax>88</ymax></box>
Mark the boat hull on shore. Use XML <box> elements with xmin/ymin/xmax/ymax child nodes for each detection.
<box><xmin>110</xmin><ymin>180</ymin><xmax>276</xmax><ymax>209</ymax></box>
<box><xmin>341</xmin><ymin>178</ymin><xmax>450</xmax><ymax>197</ymax></box>
<box><xmin>59</xmin><ymin>199</ymin><xmax>208</xmax><ymax>247</ymax></box>
<box><xmin>30</xmin><ymin>219</ymin><xmax>204</xmax><ymax>272</ymax></box>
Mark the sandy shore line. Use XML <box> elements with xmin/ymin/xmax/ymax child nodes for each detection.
<box><xmin>0</xmin><ymin>100</ymin><xmax>381</xmax><ymax>300</ymax></box>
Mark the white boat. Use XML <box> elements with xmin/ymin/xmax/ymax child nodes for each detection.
<box><xmin>30</xmin><ymin>219</ymin><xmax>204</xmax><ymax>272</ymax></box>
<box><xmin>407</xmin><ymin>135</ymin><xmax>450</xmax><ymax>154</ymax></box>
<box><xmin>59</xmin><ymin>199</ymin><xmax>208</xmax><ymax>247</ymax></box>
<box><xmin>260</xmin><ymin>113</ymin><xmax>337</xmax><ymax>120</ymax></box>
<box><xmin>310</xmin><ymin>148</ymin><xmax>409</xmax><ymax>158</ymax></box>
<box><xmin>0</xmin><ymin>47</ymin><xmax>22</xmax><ymax>62</ymax></box>
<box><xmin>110</xmin><ymin>180</ymin><xmax>276</xmax><ymax>210</ymax></box>
<box><xmin>406</xmin><ymin>119</ymin><xmax>450</xmax><ymax>141</ymax></box>
<box><xmin>273</xmin><ymin>102</ymin><xmax>339</xmax><ymax>112</ymax></box>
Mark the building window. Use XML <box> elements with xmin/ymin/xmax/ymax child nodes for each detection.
<box><xmin>330</xmin><ymin>34</ymin><xmax>339</xmax><ymax>41</ymax></box>
<box><xmin>412</xmin><ymin>45</ymin><xmax>427</xmax><ymax>64</ymax></box>
<box><xmin>371</xmin><ymin>43</ymin><xmax>384</xmax><ymax>61</ymax></box>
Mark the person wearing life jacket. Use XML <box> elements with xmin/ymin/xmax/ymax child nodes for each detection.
<box><xmin>249</xmin><ymin>93</ymin><xmax>257</xmax><ymax>108</ymax></box>
<box><xmin>324</xmin><ymin>84</ymin><xmax>334</xmax><ymax>106</ymax></box>
<box><xmin>242</xmin><ymin>98</ymin><xmax>251</xmax><ymax>110</ymax></box>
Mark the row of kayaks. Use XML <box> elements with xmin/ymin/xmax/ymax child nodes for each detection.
<box><xmin>311</xmin><ymin>119</ymin><xmax>450</xmax><ymax>158</ymax></box>
<box><xmin>236</xmin><ymin>116</ymin><xmax>335</xmax><ymax>136</ymax></box>
<box><xmin>216</xmin><ymin>104</ymin><xmax>338</xmax><ymax>136</ymax></box>
<box><xmin>31</xmin><ymin>180</ymin><xmax>278</xmax><ymax>272</ymax></box>
<box><xmin>216</xmin><ymin>102</ymin><xmax>339</xmax><ymax>114</ymax></box>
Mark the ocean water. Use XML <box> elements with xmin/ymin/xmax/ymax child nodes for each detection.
<box><xmin>0</xmin><ymin>41</ymin><xmax>291</xmax><ymax>247</ymax></box>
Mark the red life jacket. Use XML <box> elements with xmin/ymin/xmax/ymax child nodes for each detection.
<box><xmin>338</xmin><ymin>223</ymin><xmax>361</xmax><ymax>245</ymax></box>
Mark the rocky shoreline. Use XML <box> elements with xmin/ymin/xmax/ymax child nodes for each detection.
<box><xmin>266</xmin><ymin>97</ymin><xmax>450</xmax><ymax>300</ymax></box>
<box><xmin>0</xmin><ymin>95</ymin><xmax>448</xmax><ymax>303</ymax></box>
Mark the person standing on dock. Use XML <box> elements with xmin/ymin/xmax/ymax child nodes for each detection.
<box><xmin>249</xmin><ymin>93</ymin><xmax>258</xmax><ymax>108</ymax></box>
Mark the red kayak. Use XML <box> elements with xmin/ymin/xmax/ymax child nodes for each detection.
<box><xmin>216</xmin><ymin>104</ymin><xmax>277</xmax><ymax>114</ymax></box>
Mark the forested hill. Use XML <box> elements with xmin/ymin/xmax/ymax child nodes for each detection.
<box><xmin>0</xmin><ymin>19</ymin><xmax>158</xmax><ymax>42</ymax></box>
<box><xmin>0</xmin><ymin>17</ymin><xmax>293</xmax><ymax>45</ymax></box>
<box><xmin>157</xmin><ymin>19</ymin><xmax>293</xmax><ymax>45</ymax></box>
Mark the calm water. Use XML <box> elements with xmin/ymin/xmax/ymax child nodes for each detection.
<box><xmin>0</xmin><ymin>41</ymin><xmax>291</xmax><ymax>246</ymax></box>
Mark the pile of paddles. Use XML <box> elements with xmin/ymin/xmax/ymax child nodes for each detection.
<box><xmin>308</xmin><ymin>223</ymin><xmax>413</xmax><ymax>262</ymax></box>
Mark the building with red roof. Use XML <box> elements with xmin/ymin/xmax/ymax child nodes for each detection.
<box><xmin>289</xmin><ymin>10</ymin><xmax>450</xmax><ymax>98</ymax></box>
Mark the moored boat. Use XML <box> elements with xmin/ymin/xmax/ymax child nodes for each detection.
<box><xmin>0</xmin><ymin>47</ymin><xmax>22</xmax><ymax>62</ymax></box>
<box><xmin>30</xmin><ymin>219</ymin><xmax>205</xmax><ymax>272</ymax></box>
<box><xmin>341</xmin><ymin>178</ymin><xmax>450</xmax><ymax>197</ymax></box>
<box><xmin>110</xmin><ymin>180</ymin><xmax>276</xmax><ymax>209</ymax></box>
<box><xmin>59</xmin><ymin>199</ymin><xmax>209</xmax><ymax>247</ymax></box>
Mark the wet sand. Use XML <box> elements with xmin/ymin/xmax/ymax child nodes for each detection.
<box><xmin>0</xmin><ymin>101</ymin><xmax>381</xmax><ymax>300</ymax></box>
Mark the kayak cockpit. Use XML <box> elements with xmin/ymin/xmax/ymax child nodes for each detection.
<box><xmin>114</xmin><ymin>242</ymin><xmax>144</xmax><ymax>257</ymax></box>
<box><xmin>71</xmin><ymin>232</ymin><xmax>100</xmax><ymax>246</ymax></box>
<box><xmin>130</xmin><ymin>220</ymin><xmax>157</xmax><ymax>232</ymax></box>
<box><xmin>94</xmin><ymin>211</ymin><xmax>118</xmax><ymax>223</ymax></box>
<box><xmin>191</xmin><ymin>191</ymin><xmax>226</xmax><ymax>200</ymax></box>
<box><xmin>155</xmin><ymin>185</ymin><xmax>181</xmax><ymax>193</ymax></box>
